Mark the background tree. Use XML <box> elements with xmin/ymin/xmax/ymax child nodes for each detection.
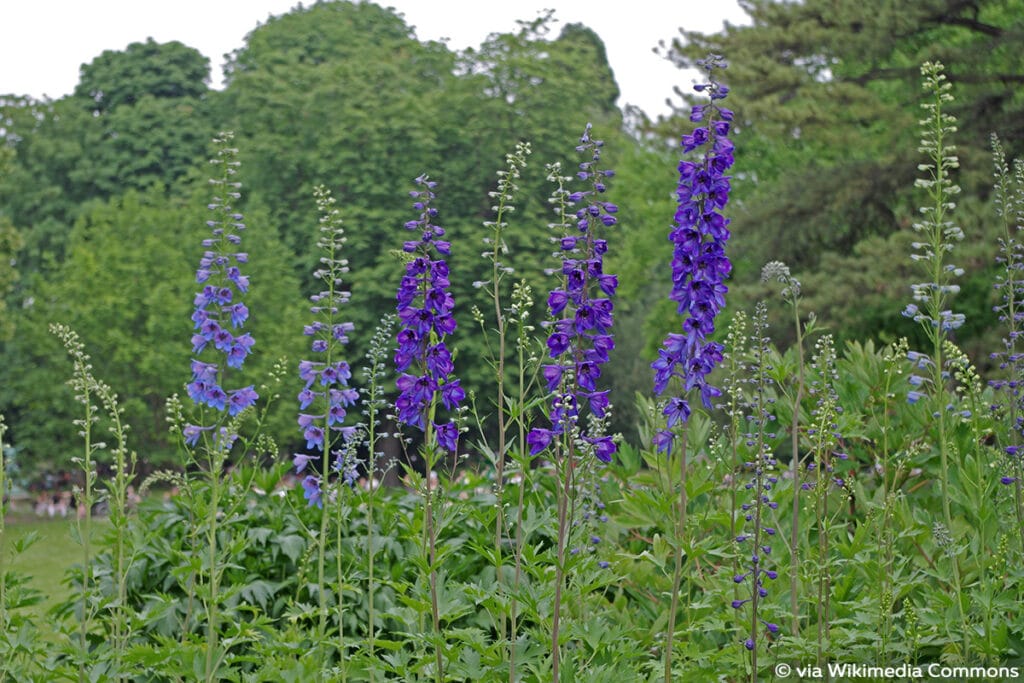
<box><xmin>73</xmin><ymin>38</ymin><xmax>210</xmax><ymax>115</ymax></box>
<box><xmin>0</xmin><ymin>147</ymin><xmax>22</xmax><ymax>341</ymax></box>
<box><xmin>623</xmin><ymin>0</ymin><xmax>1024</xmax><ymax>357</ymax></box>
<box><xmin>218</xmin><ymin>2</ymin><xmax>625</xmax><ymax>436</ymax></box>
<box><xmin>1</xmin><ymin>40</ymin><xmax>214</xmax><ymax>276</ymax></box>
<box><xmin>0</xmin><ymin>185</ymin><xmax>304</xmax><ymax>475</ymax></box>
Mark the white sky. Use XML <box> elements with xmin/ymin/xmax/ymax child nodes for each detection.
<box><xmin>0</xmin><ymin>0</ymin><xmax>747</xmax><ymax>118</ymax></box>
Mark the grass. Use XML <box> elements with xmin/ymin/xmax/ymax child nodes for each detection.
<box><xmin>2</xmin><ymin>512</ymin><xmax>94</xmax><ymax>622</ymax></box>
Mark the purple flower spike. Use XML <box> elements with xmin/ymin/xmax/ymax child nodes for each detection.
<box><xmin>529</xmin><ymin>124</ymin><xmax>619</xmax><ymax>464</ymax></box>
<box><xmin>651</xmin><ymin>56</ymin><xmax>732</xmax><ymax>424</ymax></box>
<box><xmin>291</xmin><ymin>187</ymin><xmax>359</xmax><ymax>479</ymax></box>
<box><xmin>393</xmin><ymin>175</ymin><xmax>463</xmax><ymax>452</ymax></box>
<box><xmin>184</xmin><ymin>133</ymin><xmax>258</xmax><ymax>433</ymax></box>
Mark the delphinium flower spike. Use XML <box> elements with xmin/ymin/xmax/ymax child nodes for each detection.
<box><xmin>651</xmin><ymin>55</ymin><xmax>734</xmax><ymax>682</ymax></box>
<box><xmin>292</xmin><ymin>186</ymin><xmax>359</xmax><ymax>508</ymax></box>
<box><xmin>529</xmin><ymin>124</ymin><xmax>619</xmax><ymax>683</ymax></box>
<box><xmin>901</xmin><ymin>60</ymin><xmax>970</xmax><ymax>655</ymax></box>
<box><xmin>392</xmin><ymin>174</ymin><xmax>462</xmax><ymax>682</ymax></box>
<box><xmin>184</xmin><ymin>132</ymin><xmax>258</xmax><ymax>445</ymax></box>
<box><xmin>651</xmin><ymin>54</ymin><xmax>733</xmax><ymax>447</ymax></box>
<box><xmin>393</xmin><ymin>174</ymin><xmax>464</xmax><ymax>448</ymax></box>
<box><xmin>527</xmin><ymin>124</ymin><xmax>619</xmax><ymax>464</ymax></box>
<box><xmin>291</xmin><ymin>186</ymin><xmax>361</xmax><ymax>656</ymax></box>
<box><xmin>180</xmin><ymin>132</ymin><xmax>258</xmax><ymax>682</ymax></box>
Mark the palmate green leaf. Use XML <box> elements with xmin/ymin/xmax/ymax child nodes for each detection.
<box><xmin>239</xmin><ymin>579</ymin><xmax>278</xmax><ymax>610</ymax></box>
<box><xmin>613</xmin><ymin>486</ymin><xmax>671</xmax><ymax>529</ymax></box>
<box><xmin>449</xmin><ymin>644</ymin><xmax>488</xmax><ymax>681</ymax></box>
<box><xmin>246</xmin><ymin>525</ymin><xmax>273</xmax><ymax>547</ymax></box>
<box><xmin>275</xmin><ymin>534</ymin><xmax>306</xmax><ymax>564</ymax></box>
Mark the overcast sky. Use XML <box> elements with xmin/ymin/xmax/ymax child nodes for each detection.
<box><xmin>0</xmin><ymin>0</ymin><xmax>748</xmax><ymax>118</ymax></box>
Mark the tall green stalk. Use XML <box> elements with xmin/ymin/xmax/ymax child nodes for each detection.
<box><xmin>875</xmin><ymin>338</ymin><xmax>906</xmax><ymax>661</ymax></box>
<box><xmin>723</xmin><ymin>312</ymin><xmax>749</xmax><ymax>609</ymax></box>
<box><xmin>762</xmin><ymin>261</ymin><xmax>806</xmax><ymax>637</ymax></box>
<box><xmin>476</xmin><ymin>143</ymin><xmax>530</xmax><ymax>662</ymax></box>
<box><xmin>50</xmin><ymin>324</ymin><xmax>101</xmax><ymax>683</ymax></box>
<box><xmin>94</xmin><ymin>375</ymin><xmax>135</xmax><ymax>677</ymax></box>
<box><xmin>422</xmin><ymin>423</ymin><xmax>444</xmax><ymax>683</ymax></box>
<box><xmin>551</xmin><ymin>436</ymin><xmax>575</xmax><ymax>681</ymax></box>
<box><xmin>806</xmin><ymin>334</ymin><xmax>841</xmax><ymax>666</ymax></box>
<box><xmin>664</xmin><ymin>430</ymin><xmax>688</xmax><ymax>683</ymax></box>
<box><xmin>360</xmin><ymin>315</ymin><xmax>395</xmax><ymax>682</ymax></box>
<box><xmin>906</xmin><ymin>60</ymin><xmax>968</xmax><ymax>657</ymax></box>
<box><xmin>507</xmin><ymin>280</ymin><xmax>536</xmax><ymax>683</ymax></box>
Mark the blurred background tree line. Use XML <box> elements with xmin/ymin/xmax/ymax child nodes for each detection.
<box><xmin>0</xmin><ymin>0</ymin><xmax>1021</xmax><ymax>480</ymax></box>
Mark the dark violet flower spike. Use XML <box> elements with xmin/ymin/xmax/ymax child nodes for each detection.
<box><xmin>393</xmin><ymin>175</ymin><xmax>463</xmax><ymax>453</ymax></box>
<box><xmin>651</xmin><ymin>56</ymin><xmax>732</xmax><ymax>439</ymax></box>
<box><xmin>528</xmin><ymin>125</ymin><xmax>619</xmax><ymax>464</ymax></box>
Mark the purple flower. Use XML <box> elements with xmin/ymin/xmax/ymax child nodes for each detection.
<box><xmin>652</xmin><ymin>429</ymin><xmax>674</xmax><ymax>455</ymax></box>
<box><xmin>530</xmin><ymin>124</ymin><xmax>619</xmax><ymax>464</ymax></box>
<box><xmin>393</xmin><ymin>175</ymin><xmax>462</xmax><ymax>451</ymax></box>
<box><xmin>304</xmin><ymin>425</ymin><xmax>325</xmax><ymax>450</ymax></box>
<box><xmin>585</xmin><ymin>435</ymin><xmax>616</xmax><ymax>463</ymax></box>
<box><xmin>434</xmin><ymin>421</ymin><xmax>459</xmax><ymax>453</ymax></box>
<box><xmin>291</xmin><ymin>187</ymin><xmax>359</xmax><ymax>481</ymax></box>
<box><xmin>297</xmin><ymin>388</ymin><xmax>317</xmax><ymax>410</ymax></box>
<box><xmin>302</xmin><ymin>475</ymin><xmax>323</xmax><ymax>508</ymax></box>
<box><xmin>651</xmin><ymin>57</ymin><xmax>733</xmax><ymax>421</ymax></box>
<box><xmin>664</xmin><ymin>397</ymin><xmax>691</xmax><ymax>428</ymax></box>
<box><xmin>293</xmin><ymin>453</ymin><xmax>317</xmax><ymax>473</ymax></box>
<box><xmin>185</xmin><ymin>133</ymin><xmax>258</xmax><ymax>431</ymax></box>
<box><xmin>227</xmin><ymin>386</ymin><xmax>258</xmax><ymax>416</ymax></box>
<box><xmin>527</xmin><ymin>428</ymin><xmax>553</xmax><ymax>455</ymax></box>
<box><xmin>183</xmin><ymin>424</ymin><xmax>208</xmax><ymax>447</ymax></box>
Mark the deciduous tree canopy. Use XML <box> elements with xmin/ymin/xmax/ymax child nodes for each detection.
<box><xmin>1</xmin><ymin>0</ymin><xmax>1021</xmax><ymax>467</ymax></box>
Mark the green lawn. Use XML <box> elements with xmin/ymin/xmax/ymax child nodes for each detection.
<box><xmin>2</xmin><ymin>513</ymin><xmax>93</xmax><ymax>621</ymax></box>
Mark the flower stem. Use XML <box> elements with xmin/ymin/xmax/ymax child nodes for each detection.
<box><xmin>789</xmin><ymin>302</ymin><xmax>805</xmax><ymax>637</ymax></box>
<box><xmin>551</xmin><ymin>443</ymin><xmax>574</xmax><ymax>681</ymax></box>
<box><xmin>664</xmin><ymin>430</ymin><xmax>688</xmax><ymax>682</ymax></box>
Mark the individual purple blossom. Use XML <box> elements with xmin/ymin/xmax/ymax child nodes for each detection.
<box><xmin>393</xmin><ymin>175</ymin><xmax>463</xmax><ymax>451</ymax></box>
<box><xmin>528</xmin><ymin>124</ymin><xmax>619</xmax><ymax>464</ymax></box>
<box><xmin>292</xmin><ymin>187</ymin><xmax>359</xmax><ymax>506</ymax></box>
<box><xmin>651</xmin><ymin>55</ymin><xmax>733</xmax><ymax>453</ymax></box>
<box><xmin>292</xmin><ymin>453</ymin><xmax>317</xmax><ymax>473</ymax></box>
<box><xmin>183</xmin><ymin>133</ymin><xmax>258</xmax><ymax>444</ymax></box>
<box><xmin>302</xmin><ymin>475</ymin><xmax>323</xmax><ymax>508</ymax></box>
